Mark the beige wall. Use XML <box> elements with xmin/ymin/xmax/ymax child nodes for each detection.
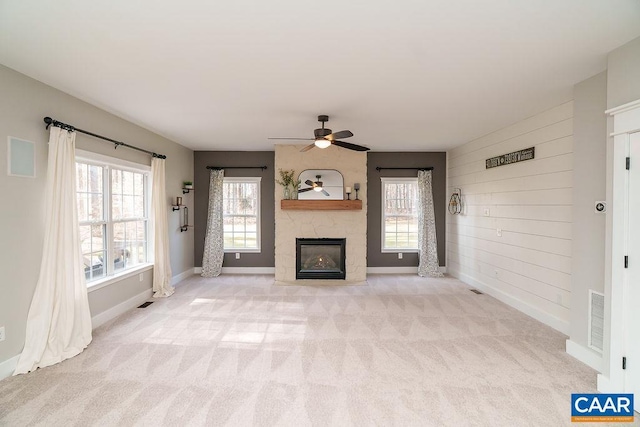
<box><xmin>607</xmin><ymin>37</ymin><xmax>640</xmax><ymax>109</ymax></box>
<box><xmin>447</xmin><ymin>102</ymin><xmax>573</xmax><ymax>333</ymax></box>
<box><xmin>274</xmin><ymin>145</ymin><xmax>367</xmax><ymax>282</ymax></box>
<box><xmin>0</xmin><ymin>65</ymin><xmax>194</xmax><ymax>368</ymax></box>
<box><xmin>569</xmin><ymin>72</ymin><xmax>607</xmax><ymax>359</ymax></box>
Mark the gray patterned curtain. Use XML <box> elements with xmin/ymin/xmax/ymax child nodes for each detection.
<box><xmin>202</xmin><ymin>169</ymin><xmax>224</xmax><ymax>277</ymax></box>
<box><xmin>417</xmin><ymin>170</ymin><xmax>443</xmax><ymax>277</ymax></box>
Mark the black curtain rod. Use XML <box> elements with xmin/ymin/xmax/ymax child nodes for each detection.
<box><xmin>43</xmin><ymin>117</ymin><xmax>167</xmax><ymax>159</ymax></box>
<box><xmin>206</xmin><ymin>166</ymin><xmax>268</xmax><ymax>170</ymax></box>
<box><xmin>376</xmin><ymin>166</ymin><xmax>434</xmax><ymax>171</ymax></box>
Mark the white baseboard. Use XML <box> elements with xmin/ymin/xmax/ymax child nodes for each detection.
<box><xmin>367</xmin><ymin>266</ymin><xmax>447</xmax><ymax>274</ymax></box>
<box><xmin>367</xmin><ymin>267</ymin><xmax>417</xmax><ymax>274</ymax></box>
<box><xmin>171</xmin><ymin>268</ymin><xmax>194</xmax><ymax>286</ymax></box>
<box><xmin>0</xmin><ymin>354</ymin><xmax>20</xmax><ymax>380</ymax></box>
<box><xmin>91</xmin><ymin>288</ymin><xmax>153</xmax><ymax>329</ymax></box>
<box><xmin>222</xmin><ymin>267</ymin><xmax>275</xmax><ymax>274</ymax></box>
<box><xmin>566</xmin><ymin>339</ymin><xmax>603</xmax><ymax>372</ymax></box>
<box><xmin>196</xmin><ymin>266</ymin><xmax>447</xmax><ymax>275</ymax></box>
<box><xmin>454</xmin><ymin>270</ymin><xmax>570</xmax><ymax>335</ymax></box>
<box><xmin>193</xmin><ymin>267</ymin><xmax>275</xmax><ymax>275</ymax></box>
<box><xmin>597</xmin><ymin>374</ymin><xmax>616</xmax><ymax>393</ymax></box>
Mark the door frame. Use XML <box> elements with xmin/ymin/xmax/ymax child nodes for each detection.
<box><xmin>599</xmin><ymin>99</ymin><xmax>640</xmax><ymax>394</ymax></box>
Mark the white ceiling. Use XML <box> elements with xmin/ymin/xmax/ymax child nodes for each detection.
<box><xmin>1</xmin><ymin>1</ymin><xmax>639</xmax><ymax>152</ymax></box>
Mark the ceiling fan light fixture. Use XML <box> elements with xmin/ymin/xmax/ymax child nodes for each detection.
<box><xmin>314</xmin><ymin>139</ymin><xmax>331</xmax><ymax>149</ymax></box>
<box><xmin>313</xmin><ymin>185</ymin><xmax>323</xmax><ymax>192</ymax></box>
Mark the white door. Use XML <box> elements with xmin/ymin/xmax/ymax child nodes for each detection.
<box><xmin>626</xmin><ymin>131</ymin><xmax>640</xmax><ymax>403</ymax></box>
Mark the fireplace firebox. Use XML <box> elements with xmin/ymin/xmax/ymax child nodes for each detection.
<box><xmin>296</xmin><ymin>238</ymin><xmax>346</xmax><ymax>280</ymax></box>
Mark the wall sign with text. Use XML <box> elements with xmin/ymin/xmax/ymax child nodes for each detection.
<box><xmin>485</xmin><ymin>147</ymin><xmax>535</xmax><ymax>169</ymax></box>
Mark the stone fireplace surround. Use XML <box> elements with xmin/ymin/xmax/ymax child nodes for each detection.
<box><xmin>274</xmin><ymin>145</ymin><xmax>367</xmax><ymax>283</ymax></box>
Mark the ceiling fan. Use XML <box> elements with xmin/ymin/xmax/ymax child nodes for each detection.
<box><xmin>298</xmin><ymin>175</ymin><xmax>330</xmax><ymax>196</ymax></box>
<box><xmin>268</xmin><ymin>115</ymin><xmax>370</xmax><ymax>152</ymax></box>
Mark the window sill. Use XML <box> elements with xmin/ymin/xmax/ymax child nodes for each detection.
<box><xmin>381</xmin><ymin>249</ymin><xmax>419</xmax><ymax>254</ymax></box>
<box><xmin>224</xmin><ymin>250</ymin><xmax>261</xmax><ymax>254</ymax></box>
<box><xmin>87</xmin><ymin>263</ymin><xmax>154</xmax><ymax>293</ymax></box>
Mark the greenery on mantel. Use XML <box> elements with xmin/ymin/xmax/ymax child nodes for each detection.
<box><xmin>275</xmin><ymin>169</ymin><xmax>295</xmax><ymax>187</ymax></box>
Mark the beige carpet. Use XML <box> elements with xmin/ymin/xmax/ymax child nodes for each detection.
<box><xmin>0</xmin><ymin>274</ymin><xmax>613</xmax><ymax>426</ymax></box>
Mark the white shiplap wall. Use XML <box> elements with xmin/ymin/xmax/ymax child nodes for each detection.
<box><xmin>447</xmin><ymin>101</ymin><xmax>573</xmax><ymax>334</ymax></box>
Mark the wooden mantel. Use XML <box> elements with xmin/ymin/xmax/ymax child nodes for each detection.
<box><xmin>281</xmin><ymin>199</ymin><xmax>362</xmax><ymax>210</ymax></box>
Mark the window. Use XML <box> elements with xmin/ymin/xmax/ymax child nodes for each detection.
<box><xmin>223</xmin><ymin>177</ymin><xmax>261</xmax><ymax>252</ymax></box>
<box><xmin>381</xmin><ymin>178</ymin><xmax>419</xmax><ymax>252</ymax></box>
<box><xmin>76</xmin><ymin>152</ymin><xmax>150</xmax><ymax>283</ymax></box>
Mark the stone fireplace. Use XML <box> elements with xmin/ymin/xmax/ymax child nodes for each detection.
<box><xmin>296</xmin><ymin>238</ymin><xmax>346</xmax><ymax>280</ymax></box>
<box><xmin>274</xmin><ymin>145</ymin><xmax>367</xmax><ymax>283</ymax></box>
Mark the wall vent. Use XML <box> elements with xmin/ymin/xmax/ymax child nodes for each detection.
<box><xmin>588</xmin><ymin>290</ymin><xmax>604</xmax><ymax>353</ymax></box>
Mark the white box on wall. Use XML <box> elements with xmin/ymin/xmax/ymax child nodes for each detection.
<box><xmin>7</xmin><ymin>136</ymin><xmax>36</xmax><ymax>178</ymax></box>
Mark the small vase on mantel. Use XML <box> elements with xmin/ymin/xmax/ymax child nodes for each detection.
<box><xmin>291</xmin><ymin>186</ymin><xmax>298</xmax><ymax>200</ymax></box>
<box><xmin>283</xmin><ymin>187</ymin><xmax>291</xmax><ymax>200</ymax></box>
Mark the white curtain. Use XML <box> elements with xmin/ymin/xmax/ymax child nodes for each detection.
<box><xmin>202</xmin><ymin>169</ymin><xmax>224</xmax><ymax>277</ymax></box>
<box><xmin>417</xmin><ymin>170</ymin><xmax>444</xmax><ymax>278</ymax></box>
<box><xmin>14</xmin><ymin>127</ymin><xmax>92</xmax><ymax>375</ymax></box>
<box><xmin>151</xmin><ymin>157</ymin><xmax>174</xmax><ymax>298</ymax></box>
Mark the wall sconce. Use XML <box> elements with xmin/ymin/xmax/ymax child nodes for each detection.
<box><xmin>180</xmin><ymin>206</ymin><xmax>189</xmax><ymax>232</ymax></box>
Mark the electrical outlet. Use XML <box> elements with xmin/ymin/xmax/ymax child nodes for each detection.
<box><xmin>235</xmin><ymin>252</ymin><xmax>240</xmax><ymax>260</ymax></box>
<box><xmin>398</xmin><ymin>252</ymin><xmax>403</xmax><ymax>259</ymax></box>
<box><xmin>139</xmin><ymin>273</ymin><xmax>143</xmax><ymax>282</ymax></box>
<box><xmin>0</xmin><ymin>326</ymin><xmax>5</xmax><ymax>342</ymax></box>
<box><xmin>484</xmin><ymin>208</ymin><xmax>490</xmax><ymax>217</ymax></box>
<box><xmin>497</xmin><ymin>228</ymin><xmax>502</xmax><ymax>237</ymax></box>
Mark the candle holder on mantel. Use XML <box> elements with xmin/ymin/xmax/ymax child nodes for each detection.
<box><xmin>354</xmin><ymin>183</ymin><xmax>361</xmax><ymax>200</ymax></box>
<box><xmin>345</xmin><ymin>186</ymin><xmax>352</xmax><ymax>200</ymax></box>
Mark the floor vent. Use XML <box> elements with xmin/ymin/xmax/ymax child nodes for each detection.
<box><xmin>138</xmin><ymin>301</ymin><xmax>154</xmax><ymax>308</ymax></box>
<box><xmin>469</xmin><ymin>289</ymin><xmax>483</xmax><ymax>294</ymax></box>
<box><xmin>588</xmin><ymin>290</ymin><xmax>604</xmax><ymax>353</ymax></box>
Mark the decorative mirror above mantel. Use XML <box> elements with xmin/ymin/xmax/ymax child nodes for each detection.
<box><xmin>298</xmin><ymin>169</ymin><xmax>344</xmax><ymax>200</ymax></box>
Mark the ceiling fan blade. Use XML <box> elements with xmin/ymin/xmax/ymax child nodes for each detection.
<box><xmin>298</xmin><ymin>188</ymin><xmax>313</xmax><ymax>193</ymax></box>
<box><xmin>268</xmin><ymin>137</ymin><xmax>315</xmax><ymax>140</ymax></box>
<box><xmin>300</xmin><ymin>143</ymin><xmax>316</xmax><ymax>152</ymax></box>
<box><xmin>332</xmin><ymin>140</ymin><xmax>370</xmax><ymax>152</ymax></box>
<box><xmin>322</xmin><ymin>190</ymin><xmax>330</xmax><ymax>196</ymax></box>
<box><xmin>305</xmin><ymin>180</ymin><xmax>314</xmax><ymax>186</ymax></box>
<box><xmin>325</xmin><ymin>130</ymin><xmax>353</xmax><ymax>141</ymax></box>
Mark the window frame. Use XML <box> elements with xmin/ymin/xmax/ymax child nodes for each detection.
<box><xmin>380</xmin><ymin>177</ymin><xmax>419</xmax><ymax>253</ymax></box>
<box><xmin>75</xmin><ymin>149</ymin><xmax>152</xmax><ymax>288</ymax></box>
<box><xmin>222</xmin><ymin>176</ymin><xmax>262</xmax><ymax>253</ymax></box>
